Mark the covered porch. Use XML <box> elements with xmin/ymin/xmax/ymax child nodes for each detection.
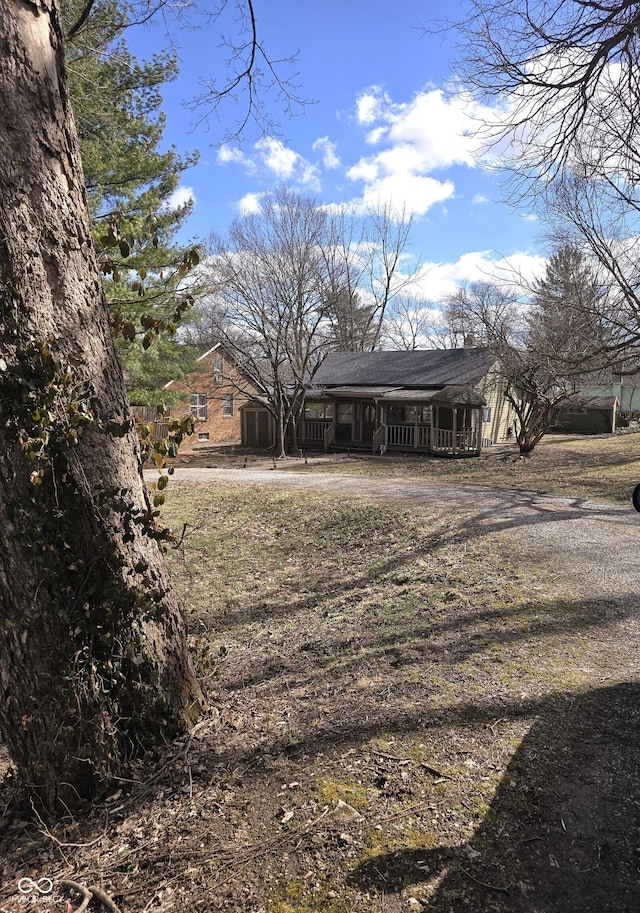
<box><xmin>299</xmin><ymin>385</ymin><xmax>486</xmax><ymax>457</ymax></box>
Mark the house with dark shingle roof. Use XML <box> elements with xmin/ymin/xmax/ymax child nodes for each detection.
<box><xmin>293</xmin><ymin>347</ymin><xmax>517</xmax><ymax>457</ymax></box>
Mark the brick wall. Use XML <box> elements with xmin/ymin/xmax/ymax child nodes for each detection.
<box><xmin>166</xmin><ymin>347</ymin><xmax>259</xmax><ymax>453</ymax></box>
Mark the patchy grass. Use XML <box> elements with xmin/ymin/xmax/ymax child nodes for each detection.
<box><xmin>0</xmin><ymin>478</ymin><xmax>637</xmax><ymax>912</ymax></box>
<box><xmin>289</xmin><ymin>432</ymin><xmax>640</xmax><ymax>504</ymax></box>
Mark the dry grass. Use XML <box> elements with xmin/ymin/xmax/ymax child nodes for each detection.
<box><xmin>0</xmin><ymin>442</ymin><xmax>638</xmax><ymax>912</ymax></box>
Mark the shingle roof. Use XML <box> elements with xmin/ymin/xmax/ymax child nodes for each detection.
<box><xmin>429</xmin><ymin>385</ymin><xmax>486</xmax><ymax>406</ymax></box>
<box><xmin>559</xmin><ymin>394</ymin><xmax>619</xmax><ymax>411</ymax></box>
<box><xmin>313</xmin><ymin>348</ymin><xmax>494</xmax><ymax>388</ymax></box>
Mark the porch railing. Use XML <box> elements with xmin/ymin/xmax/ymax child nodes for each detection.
<box><xmin>417</xmin><ymin>424</ymin><xmax>431</xmax><ymax>448</ymax></box>
<box><xmin>431</xmin><ymin>427</ymin><xmax>480</xmax><ymax>453</ymax></box>
<box><xmin>323</xmin><ymin>421</ymin><xmax>336</xmax><ymax>451</ymax></box>
<box><xmin>387</xmin><ymin>424</ymin><xmax>415</xmax><ymax>447</ymax></box>
<box><xmin>303</xmin><ymin>419</ymin><xmax>333</xmax><ymax>441</ymax></box>
<box><xmin>384</xmin><ymin>424</ymin><xmax>480</xmax><ymax>453</ymax></box>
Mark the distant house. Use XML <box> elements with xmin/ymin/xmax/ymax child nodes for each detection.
<box><xmin>553</xmin><ymin>394</ymin><xmax>619</xmax><ymax>435</ymax></box>
<box><xmin>575</xmin><ymin>366</ymin><xmax>640</xmax><ymax>418</ymax></box>
<box><xmin>238</xmin><ymin>347</ymin><xmax>517</xmax><ymax>457</ymax></box>
<box><xmin>163</xmin><ymin>344</ymin><xmax>266</xmax><ymax>453</ymax></box>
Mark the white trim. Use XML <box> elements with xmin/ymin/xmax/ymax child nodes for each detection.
<box><xmin>197</xmin><ymin>343</ymin><xmax>221</xmax><ymax>363</ymax></box>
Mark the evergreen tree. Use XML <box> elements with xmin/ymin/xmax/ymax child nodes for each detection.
<box><xmin>63</xmin><ymin>0</ymin><xmax>200</xmax><ymax>404</ymax></box>
<box><xmin>529</xmin><ymin>245</ymin><xmax>607</xmax><ymax>376</ymax></box>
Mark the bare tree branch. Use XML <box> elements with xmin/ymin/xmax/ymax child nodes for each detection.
<box><xmin>443</xmin><ymin>0</ymin><xmax>640</xmax><ymax>197</ymax></box>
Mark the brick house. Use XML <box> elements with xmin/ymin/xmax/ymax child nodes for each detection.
<box><xmin>163</xmin><ymin>344</ymin><xmax>265</xmax><ymax>454</ymax></box>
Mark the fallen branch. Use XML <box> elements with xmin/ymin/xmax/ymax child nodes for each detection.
<box><xmin>420</xmin><ymin>762</ymin><xmax>453</xmax><ymax>780</ymax></box>
<box><xmin>62</xmin><ymin>881</ymin><xmax>122</xmax><ymax>913</ymax></box>
<box><xmin>369</xmin><ymin>749</ymin><xmax>452</xmax><ymax>780</ymax></box>
<box><xmin>370</xmin><ymin>749</ymin><xmax>411</xmax><ymax>764</ymax></box>
<box><xmin>459</xmin><ymin>866</ymin><xmax>510</xmax><ymax>893</ymax></box>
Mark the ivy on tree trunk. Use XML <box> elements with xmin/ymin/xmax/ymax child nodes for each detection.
<box><xmin>0</xmin><ymin>0</ymin><xmax>202</xmax><ymax>812</ymax></box>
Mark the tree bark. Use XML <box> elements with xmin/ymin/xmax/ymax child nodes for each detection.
<box><xmin>0</xmin><ymin>0</ymin><xmax>202</xmax><ymax>811</ymax></box>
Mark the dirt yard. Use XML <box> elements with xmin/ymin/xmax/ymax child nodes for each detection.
<box><xmin>1</xmin><ymin>434</ymin><xmax>640</xmax><ymax>912</ymax></box>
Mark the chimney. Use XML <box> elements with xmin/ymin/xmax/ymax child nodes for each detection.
<box><xmin>463</xmin><ymin>332</ymin><xmax>476</xmax><ymax>348</ymax></box>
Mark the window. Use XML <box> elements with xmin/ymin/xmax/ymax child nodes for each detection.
<box><xmin>482</xmin><ymin>406</ymin><xmax>492</xmax><ymax>424</ymax></box>
<box><xmin>222</xmin><ymin>393</ymin><xmax>233</xmax><ymax>417</ymax></box>
<box><xmin>198</xmin><ymin>432</ymin><xmax>210</xmax><ymax>442</ymax></box>
<box><xmin>336</xmin><ymin>403</ymin><xmax>353</xmax><ymax>442</ymax></box>
<box><xmin>337</xmin><ymin>403</ymin><xmax>353</xmax><ymax>424</ymax></box>
<box><xmin>190</xmin><ymin>393</ymin><xmax>207</xmax><ymax>421</ymax></box>
<box><xmin>304</xmin><ymin>402</ymin><xmax>334</xmax><ymax>420</ymax></box>
<box><xmin>387</xmin><ymin>404</ymin><xmax>419</xmax><ymax>423</ymax></box>
<box><xmin>213</xmin><ymin>353</ymin><xmax>223</xmax><ymax>383</ymax></box>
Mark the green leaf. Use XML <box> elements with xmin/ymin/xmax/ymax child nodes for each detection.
<box><xmin>118</xmin><ymin>239</ymin><xmax>131</xmax><ymax>258</ymax></box>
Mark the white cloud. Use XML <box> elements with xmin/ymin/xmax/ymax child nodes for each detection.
<box><xmin>356</xmin><ymin>87</ymin><xmax>390</xmax><ymax>125</ymax></box>
<box><xmin>345</xmin><ymin>87</ymin><xmax>502</xmax><ymax>216</ymax></box>
<box><xmin>313</xmin><ymin>136</ymin><xmax>341</xmax><ymax>169</ymax></box>
<box><xmin>255</xmin><ymin>138</ymin><xmax>320</xmax><ymax>189</ymax></box>
<box><xmin>237</xmin><ymin>192</ymin><xmax>264</xmax><ymax>216</ymax></box>
<box><xmin>255</xmin><ymin>137</ymin><xmax>299</xmax><ymax>178</ymax></box>
<box><xmin>473</xmin><ymin>194</ymin><xmax>489</xmax><ymax>204</ymax></box>
<box><xmin>220</xmin><ymin>138</ymin><xmax>320</xmax><ymax>190</ymax></box>
<box><xmin>163</xmin><ymin>185</ymin><xmax>195</xmax><ymax>211</ymax></box>
<box><xmin>412</xmin><ymin>250</ymin><xmax>547</xmax><ymax>302</ymax></box>
<box><xmin>218</xmin><ymin>145</ymin><xmax>253</xmax><ymax>169</ymax></box>
<box><xmin>360</xmin><ymin>173</ymin><xmax>455</xmax><ymax>214</ymax></box>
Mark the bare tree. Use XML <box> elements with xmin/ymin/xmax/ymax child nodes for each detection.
<box><xmin>381</xmin><ymin>294</ymin><xmax>446</xmax><ymax>350</ymax></box>
<box><xmin>205</xmin><ymin>187</ymin><xmax>330</xmax><ymax>457</ymax></box>
<box><xmin>320</xmin><ymin>202</ymin><xmax>421</xmax><ymax>351</ymax></box>
<box><xmin>541</xmin><ymin>172</ymin><xmax>640</xmax><ymax>364</ymax></box>
<box><xmin>444</xmin><ymin>0</ymin><xmax>640</xmax><ymax>365</ymax></box>
<box><xmin>445</xmin><ymin>273</ymin><xmax>604</xmax><ymax>453</ymax></box>
<box><xmin>450</xmin><ymin>0</ymin><xmax>640</xmax><ymax>192</ymax></box>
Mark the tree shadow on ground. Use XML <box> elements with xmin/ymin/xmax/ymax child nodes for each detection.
<box><xmin>351</xmin><ymin>682</ymin><xmax>640</xmax><ymax>913</ymax></box>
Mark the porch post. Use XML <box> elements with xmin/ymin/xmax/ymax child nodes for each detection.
<box><xmin>452</xmin><ymin>407</ymin><xmax>457</xmax><ymax>455</ymax></box>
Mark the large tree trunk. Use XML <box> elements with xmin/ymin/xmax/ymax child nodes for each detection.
<box><xmin>0</xmin><ymin>0</ymin><xmax>202</xmax><ymax>811</ymax></box>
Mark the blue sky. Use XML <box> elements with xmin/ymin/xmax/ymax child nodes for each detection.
<box><xmin>128</xmin><ymin>0</ymin><xmax>546</xmax><ymax>303</ymax></box>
